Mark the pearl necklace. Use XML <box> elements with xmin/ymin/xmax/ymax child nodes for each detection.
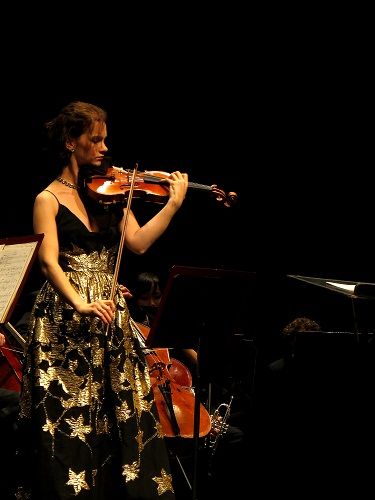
<box><xmin>55</xmin><ymin>176</ymin><xmax>78</xmax><ymax>190</ymax></box>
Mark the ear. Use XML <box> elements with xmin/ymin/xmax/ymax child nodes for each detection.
<box><xmin>65</xmin><ymin>139</ymin><xmax>76</xmax><ymax>152</ymax></box>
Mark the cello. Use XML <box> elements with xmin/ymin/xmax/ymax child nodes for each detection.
<box><xmin>132</xmin><ymin>320</ymin><xmax>211</xmax><ymax>438</ymax></box>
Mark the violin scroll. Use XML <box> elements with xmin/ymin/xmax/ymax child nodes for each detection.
<box><xmin>210</xmin><ymin>185</ymin><xmax>238</xmax><ymax>208</ymax></box>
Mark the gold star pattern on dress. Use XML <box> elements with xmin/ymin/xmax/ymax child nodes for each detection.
<box><xmin>122</xmin><ymin>461</ymin><xmax>140</xmax><ymax>482</ymax></box>
<box><xmin>116</xmin><ymin>400</ymin><xmax>132</xmax><ymax>422</ymax></box>
<box><xmin>19</xmin><ymin>244</ymin><xmax>176</xmax><ymax>497</ymax></box>
<box><xmin>152</xmin><ymin>468</ymin><xmax>174</xmax><ymax>495</ymax></box>
<box><xmin>67</xmin><ymin>468</ymin><xmax>90</xmax><ymax>495</ymax></box>
<box><xmin>42</xmin><ymin>419</ymin><xmax>58</xmax><ymax>437</ymax></box>
<box><xmin>66</xmin><ymin>414</ymin><xmax>92</xmax><ymax>442</ymax></box>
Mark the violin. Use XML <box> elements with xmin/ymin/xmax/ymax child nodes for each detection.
<box><xmin>84</xmin><ymin>166</ymin><xmax>238</xmax><ymax>208</ymax></box>
<box><xmin>133</xmin><ymin>321</ymin><xmax>211</xmax><ymax>438</ymax></box>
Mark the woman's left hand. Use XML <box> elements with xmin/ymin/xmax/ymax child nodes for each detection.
<box><xmin>167</xmin><ymin>171</ymin><xmax>188</xmax><ymax>209</ymax></box>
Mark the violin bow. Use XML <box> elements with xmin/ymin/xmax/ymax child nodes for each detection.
<box><xmin>105</xmin><ymin>163</ymin><xmax>139</xmax><ymax>334</ymax></box>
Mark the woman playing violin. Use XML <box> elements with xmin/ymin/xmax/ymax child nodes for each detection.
<box><xmin>16</xmin><ymin>101</ymin><xmax>188</xmax><ymax>500</ymax></box>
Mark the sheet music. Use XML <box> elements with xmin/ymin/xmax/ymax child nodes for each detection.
<box><xmin>326</xmin><ymin>281</ymin><xmax>355</xmax><ymax>293</ymax></box>
<box><xmin>0</xmin><ymin>241</ymin><xmax>39</xmax><ymax>323</ymax></box>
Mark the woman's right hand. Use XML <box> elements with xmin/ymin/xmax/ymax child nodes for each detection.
<box><xmin>76</xmin><ymin>299</ymin><xmax>116</xmax><ymax>324</ymax></box>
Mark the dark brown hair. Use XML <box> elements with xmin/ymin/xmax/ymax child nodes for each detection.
<box><xmin>133</xmin><ymin>272</ymin><xmax>161</xmax><ymax>299</ymax></box>
<box><xmin>282</xmin><ymin>317</ymin><xmax>321</xmax><ymax>335</ymax></box>
<box><xmin>45</xmin><ymin>101</ymin><xmax>107</xmax><ymax>167</ymax></box>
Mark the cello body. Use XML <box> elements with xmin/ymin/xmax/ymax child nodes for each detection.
<box><xmin>134</xmin><ymin>321</ymin><xmax>211</xmax><ymax>438</ymax></box>
<box><xmin>145</xmin><ymin>348</ymin><xmax>211</xmax><ymax>438</ymax></box>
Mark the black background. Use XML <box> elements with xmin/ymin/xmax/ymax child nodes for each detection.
<box><xmin>1</xmin><ymin>25</ymin><xmax>372</xmax><ymax>349</ymax></box>
<box><xmin>1</xmin><ymin>14</ymin><xmax>373</xmax><ymax>498</ymax></box>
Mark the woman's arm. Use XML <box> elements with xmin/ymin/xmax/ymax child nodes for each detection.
<box><xmin>122</xmin><ymin>171</ymin><xmax>188</xmax><ymax>254</ymax></box>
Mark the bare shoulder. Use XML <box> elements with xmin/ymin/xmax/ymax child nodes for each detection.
<box><xmin>34</xmin><ymin>188</ymin><xmax>59</xmax><ymax>212</ymax></box>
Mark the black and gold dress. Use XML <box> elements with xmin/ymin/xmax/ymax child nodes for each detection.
<box><xmin>17</xmin><ymin>198</ymin><xmax>175</xmax><ymax>499</ymax></box>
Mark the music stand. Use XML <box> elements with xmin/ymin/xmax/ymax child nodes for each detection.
<box><xmin>288</xmin><ymin>274</ymin><xmax>375</xmax><ymax>341</ymax></box>
<box><xmin>0</xmin><ymin>234</ymin><xmax>43</xmax><ymax>346</ymax></box>
<box><xmin>288</xmin><ymin>274</ymin><xmax>375</xmax><ymax>300</ymax></box>
<box><xmin>146</xmin><ymin>265</ymin><xmax>255</xmax><ymax>500</ymax></box>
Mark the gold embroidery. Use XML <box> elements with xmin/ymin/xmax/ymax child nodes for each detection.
<box><xmin>19</xmin><ymin>245</ymin><xmax>173</xmax><ymax>497</ymax></box>
<box><xmin>152</xmin><ymin>468</ymin><xmax>174</xmax><ymax>495</ymax></box>
<box><xmin>67</xmin><ymin>468</ymin><xmax>90</xmax><ymax>495</ymax></box>
<box><xmin>110</xmin><ymin>358</ymin><xmax>129</xmax><ymax>393</ymax></box>
<box><xmin>42</xmin><ymin>419</ymin><xmax>58</xmax><ymax>437</ymax></box>
<box><xmin>92</xmin><ymin>336</ymin><xmax>104</xmax><ymax>367</ymax></box>
<box><xmin>65</xmin><ymin>414</ymin><xmax>92</xmax><ymax>442</ymax></box>
<box><xmin>155</xmin><ymin>421</ymin><xmax>164</xmax><ymax>438</ymax></box>
<box><xmin>68</xmin><ymin>359</ymin><xmax>79</xmax><ymax>372</ymax></box>
<box><xmin>122</xmin><ymin>461</ymin><xmax>140</xmax><ymax>482</ymax></box>
<box><xmin>116</xmin><ymin>400</ymin><xmax>132</xmax><ymax>422</ymax></box>
<box><xmin>96</xmin><ymin>414</ymin><xmax>109</xmax><ymax>434</ymax></box>
<box><xmin>136</xmin><ymin>429</ymin><xmax>144</xmax><ymax>452</ymax></box>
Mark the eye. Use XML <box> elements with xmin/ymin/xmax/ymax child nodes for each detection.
<box><xmin>92</xmin><ymin>136</ymin><xmax>105</xmax><ymax>144</ymax></box>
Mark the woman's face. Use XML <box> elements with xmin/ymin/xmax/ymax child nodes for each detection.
<box><xmin>136</xmin><ymin>286</ymin><xmax>162</xmax><ymax>309</ymax></box>
<box><xmin>136</xmin><ymin>284</ymin><xmax>162</xmax><ymax>323</ymax></box>
<box><xmin>74</xmin><ymin>121</ymin><xmax>108</xmax><ymax>167</ymax></box>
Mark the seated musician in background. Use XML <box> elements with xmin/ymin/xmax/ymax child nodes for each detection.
<box><xmin>254</xmin><ymin>316</ymin><xmax>342</xmax><ymax>497</ymax></box>
<box><xmin>126</xmin><ymin>271</ymin><xmax>246</xmax><ymax>495</ymax></box>
<box><xmin>126</xmin><ymin>271</ymin><xmax>199</xmax><ymax>366</ymax></box>
<box><xmin>257</xmin><ymin>315</ymin><xmax>322</xmax><ymax>414</ymax></box>
<box><xmin>258</xmin><ymin>314</ymin><xmax>374</xmax><ymax>497</ymax></box>
<box><xmin>268</xmin><ymin>316</ymin><xmax>321</xmax><ymax>371</ymax></box>
<box><xmin>0</xmin><ymin>331</ymin><xmax>20</xmax><ymax>499</ymax></box>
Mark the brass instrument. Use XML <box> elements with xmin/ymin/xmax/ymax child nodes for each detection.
<box><xmin>207</xmin><ymin>395</ymin><xmax>233</xmax><ymax>456</ymax></box>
